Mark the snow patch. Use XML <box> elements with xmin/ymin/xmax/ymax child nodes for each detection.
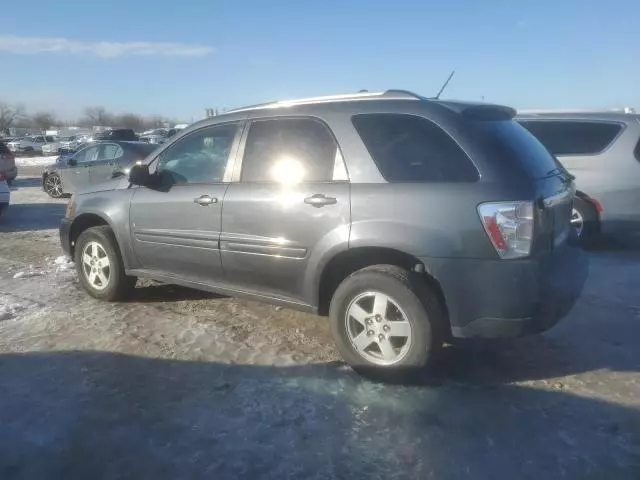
<box><xmin>0</xmin><ymin>295</ymin><xmax>29</xmax><ymax>321</ymax></box>
<box><xmin>13</xmin><ymin>270</ymin><xmax>44</xmax><ymax>279</ymax></box>
<box><xmin>53</xmin><ymin>255</ymin><xmax>74</xmax><ymax>273</ymax></box>
<box><xmin>14</xmin><ymin>155</ymin><xmax>58</xmax><ymax>167</ymax></box>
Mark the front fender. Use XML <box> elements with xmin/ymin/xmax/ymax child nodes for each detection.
<box><xmin>74</xmin><ymin>188</ymin><xmax>135</xmax><ymax>268</ymax></box>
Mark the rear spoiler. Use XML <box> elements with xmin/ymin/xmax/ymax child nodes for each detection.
<box><xmin>435</xmin><ymin>101</ymin><xmax>517</xmax><ymax>121</ymax></box>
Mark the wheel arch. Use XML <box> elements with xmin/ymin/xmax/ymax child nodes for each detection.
<box><xmin>315</xmin><ymin>246</ymin><xmax>451</xmax><ymax>336</ymax></box>
<box><xmin>68</xmin><ymin>213</ymin><xmax>111</xmax><ymax>257</ymax></box>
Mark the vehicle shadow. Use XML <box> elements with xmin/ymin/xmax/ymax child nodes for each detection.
<box><xmin>9</xmin><ymin>177</ymin><xmax>42</xmax><ymax>190</ymax></box>
<box><xmin>0</xmin><ymin>350</ymin><xmax>637</xmax><ymax>479</ymax></box>
<box><xmin>127</xmin><ymin>282</ymin><xmax>225</xmax><ymax>303</ymax></box>
<box><xmin>0</xmin><ymin>203</ymin><xmax>66</xmax><ymax>233</ymax></box>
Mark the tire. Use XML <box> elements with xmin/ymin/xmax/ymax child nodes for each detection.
<box><xmin>43</xmin><ymin>173</ymin><xmax>64</xmax><ymax>198</ymax></box>
<box><xmin>329</xmin><ymin>264</ymin><xmax>444</xmax><ymax>382</ymax></box>
<box><xmin>572</xmin><ymin>197</ymin><xmax>600</xmax><ymax>247</ymax></box>
<box><xmin>74</xmin><ymin>226</ymin><xmax>136</xmax><ymax>301</ymax></box>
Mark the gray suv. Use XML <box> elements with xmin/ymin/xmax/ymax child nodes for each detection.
<box><xmin>59</xmin><ymin>90</ymin><xmax>585</xmax><ymax>377</ymax></box>
<box><xmin>517</xmin><ymin>111</ymin><xmax>640</xmax><ymax>243</ymax></box>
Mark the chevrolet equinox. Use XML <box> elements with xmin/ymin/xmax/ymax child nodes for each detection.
<box><xmin>60</xmin><ymin>90</ymin><xmax>586</xmax><ymax>377</ymax></box>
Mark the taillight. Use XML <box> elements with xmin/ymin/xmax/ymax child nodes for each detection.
<box><xmin>478</xmin><ymin>201</ymin><xmax>534</xmax><ymax>259</ymax></box>
<box><xmin>0</xmin><ymin>172</ymin><xmax>7</xmax><ymax>182</ymax></box>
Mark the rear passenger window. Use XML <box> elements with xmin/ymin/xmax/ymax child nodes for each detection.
<box><xmin>100</xmin><ymin>143</ymin><xmax>123</xmax><ymax>160</ymax></box>
<box><xmin>519</xmin><ymin>121</ymin><xmax>623</xmax><ymax>156</ymax></box>
<box><xmin>352</xmin><ymin>114</ymin><xmax>478</xmax><ymax>183</ymax></box>
<box><xmin>241</xmin><ymin>118</ymin><xmax>340</xmax><ymax>183</ymax></box>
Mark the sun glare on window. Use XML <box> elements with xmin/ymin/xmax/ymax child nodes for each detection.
<box><xmin>270</xmin><ymin>156</ymin><xmax>306</xmax><ymax>184</ymax></box>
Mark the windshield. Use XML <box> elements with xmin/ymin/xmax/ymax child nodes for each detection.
<box><xmin>475</xmin><ymin>120</ymin><xmax>566</xmax><ymax>179</ymax></box>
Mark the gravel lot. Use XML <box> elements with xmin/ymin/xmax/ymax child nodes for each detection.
<box><xmin>0</xmin><ymin>166</ymin><xmax>639</xmax><ymax>479</ymax></box>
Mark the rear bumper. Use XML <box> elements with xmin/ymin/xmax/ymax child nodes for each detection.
<box><xmin>59</xmin><ymin>218</ymin><xmax>72</xmax><ymax>256</ymax></box>
<box><xmin>423</xmin><ymin>242</ymin><xmax>588</xmax><ymax>339</ymax></box>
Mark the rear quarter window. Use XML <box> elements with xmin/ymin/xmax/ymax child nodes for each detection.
<box><xmin>518</xmin><ymin>120</ymin><xmax>623</xmax><ymax>156</ymax></box>
<box><xmin>351</xmin><ymin>113</ymin><xmax>479</xmax><ymax>183</ymax></box>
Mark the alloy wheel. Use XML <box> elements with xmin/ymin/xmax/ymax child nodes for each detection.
<box><xmin>44</xmin><ymin>174</ymin><xmax>63</xmax><ymax>197</ymax></box>
<box><xmin>81</xmin><ymin>241</ymin><xmax>111</xmax><ymax>291</ymax></box>
<box><xmin>345</xmin><ymin>291</ymin><xmax>413</xmax><ymax>366</ymax></box>
<box><xmin>571</xmin><ymin>207</ymin><xmax>584</xmax><ymax>238</ymax></box>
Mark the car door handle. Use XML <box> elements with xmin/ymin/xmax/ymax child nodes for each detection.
<box><xmin>304</xmin><ymin>194</ymin><xmax>337</xmax><ymax>207</ymax></box>
<box><xmin>194</xmin><ymin>195</ymin><xmax>218</xmax><ymax>206</ymax></box>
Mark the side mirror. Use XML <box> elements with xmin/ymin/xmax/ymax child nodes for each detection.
<box><xmin>67</xmin><ymin>158</ymin><xmax>77</xmax><ymax>166</ymax></box>
<box><xmin>129</xmin><ymin>164</ymin><xmax>151</xmax><ymax>186</ymax></box>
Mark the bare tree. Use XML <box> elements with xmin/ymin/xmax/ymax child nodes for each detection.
<box><xmin>113</xmin><ymin>113</ymin><xmax>144</xmax><ymax>132</ymax></box>
<box><xmin>0</xmin><ymin>102</ymin><xmax>26</xmax><ymax>133</ymax></box>
<box><xmin>82</xmin><ymin>106</ymin><xmax>113</xmax><ymax>126</ymax></box>
<box><xmin>142</xmin><ymin>115</ymin><xmax>167</xmax><ymax>130</ymax></box>
<box><xmin>31</xmin><ymin>111</ymin><xmax>58</xmax><ymax>132</ymax></box>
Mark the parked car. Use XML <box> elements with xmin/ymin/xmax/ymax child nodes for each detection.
<box><xmin>139</xmin><ymin>128</ymin><xmax>169</xmax><ymax>145</ymax></box>
<box><xmin>41</xmin><ymin>135</ymin><xmax>83</xmax><ymax>156</ymax></box>
<box><xmin>59</xmin><ymin>90</ymin><xmax>585</xmax><ymax>378</ymax></box>
<box><xmin>89</xmin><ymin>129</ymin><xmax>138</xmax><ymax>142</ymax></box>
<box><xmin>0</xmin><ymin>140</ymin><xmax>17</xmax><ymax>184</ymax></box>
<box><xmin>517</xmin><ymin>111</ymin><xmax>640</xmax><ymax>244</ymax></box>
<box><xmin>6</xmin><ymin>135</ymin><xmax>56</xmax><ymax>155</ymax></box>
<box><xmin>0</xmin><ymin>175</ymin><xmax>9</xmax><ymax>218</ymax></box>
<box><xmin>43</xmin><ymin>141</ymin><xmax>157</xmax><ymax>198</ymax></box>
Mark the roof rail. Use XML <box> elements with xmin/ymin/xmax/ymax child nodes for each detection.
<box><xmin>227</xmin><ymin>89</ymin><xmax>423</xmax><ymax>113</ymax></box>
<box><xmin>518</xmin><ymin>107</ymin><xmax>636</xmax><ymax>115</ymax></box>
<box><xmin>383</xmin><ymin>89</ymin><xmax>424</xmax><ymax>100</ymax></box>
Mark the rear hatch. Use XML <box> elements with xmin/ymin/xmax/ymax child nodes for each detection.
<box><xmin>476</xmin><ymin>120</ymin><xmax>575</xmax><ymax>251</ymax></box>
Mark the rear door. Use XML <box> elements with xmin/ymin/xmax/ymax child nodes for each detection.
<box><xmin>89</xmin><ymin>143</ymin><xmax>123</xmax><ymax>184</ymax></box>
<box><xmin>129</xmin><ymin>122</ymin><xmax>242</xmax><ymax>282</ymax></box>
<box><xmin>220</xmin><ymin>116</ymin><xmax>350</xmax><ymax>303</ymax></box>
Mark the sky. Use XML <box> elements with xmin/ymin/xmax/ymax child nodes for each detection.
<box><xmin>1</xmin><ymin>0</ymin><xmax>639</xmax><ymax>122</ymax></box>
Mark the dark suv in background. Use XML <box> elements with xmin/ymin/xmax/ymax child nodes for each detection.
<box><xmin>517</xmin><ymin>111</ymin><xmax>640</xmax><ymax>244</ymax></box>
<box><xmin>60</xmin><ymin>90</ymin><xmax>586</xmax><ymax>378</ymax></box>
<box><xmin>92</xmin><ymin>129</ymin><xmax>138</xmax><ymax>142</ymax></box>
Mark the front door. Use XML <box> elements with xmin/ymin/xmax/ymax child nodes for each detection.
<box><xmin>129</xmin><ymin>122</ymin><xmax>242</xmax><ymax>283</ymax></box>
<box><xmin>220</xmin><ymin>117</ymin><xmax>351</xmax><ymax>303</ymax></box>
<box><xmin>60</xmin><ymin>144</ymin><xmax>100</xmax><ymax>192</ymax></box>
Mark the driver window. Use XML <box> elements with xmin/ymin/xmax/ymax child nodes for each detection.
<box><xmin>156</xmin><ymin>123</ymin><xmax>238</xmax><ymax>184</ymax></box>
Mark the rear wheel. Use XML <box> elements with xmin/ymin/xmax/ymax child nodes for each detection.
<box><xmin>74</xmin><ymin>226</ymin><xmax>136</xmax><ymax>301</ymax></box>
<box><xmin>44</xmin><ymin>173</ymin><xmax>64</xmax><ymax>198</ymax></box>
<box><xmin>329</xmin><ymin>265</ymin><xmax>444</xmax><ymax>381</ymax></box>
<box><xmin>572</xmin><ymin>197</ymin><xmax>600</xmax><ymax>246</ymax></box>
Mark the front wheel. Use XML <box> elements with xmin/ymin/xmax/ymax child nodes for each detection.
<box><xmin>329</xmin><ymin>265</ymin><xmax>444</xmax><ymax>381</ymax></box>
<box><xmin>43</xmin><ymin>173</ymin><xmax>64</xmax><ymax>198</ymax></box>
<box><xmin>74</xmin><ymin>226</ymin><xmax>136</xmax><ymax>301</ymax></box>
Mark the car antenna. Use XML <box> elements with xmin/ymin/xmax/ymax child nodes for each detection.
<box><xmin>434</xmin><ymin>70</ymin><xmax>455</xmax><ymax>99</ymax></box>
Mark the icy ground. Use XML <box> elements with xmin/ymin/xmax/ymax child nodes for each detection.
<box><xmin>14</xmin><ymin>155</ymin><xmax>59</xmax><ymax>167</ymax></box>
<box><xmin>0</xmin><ymin>171</ymin><xmax>639</xmax><ymax>479</ymax></box>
